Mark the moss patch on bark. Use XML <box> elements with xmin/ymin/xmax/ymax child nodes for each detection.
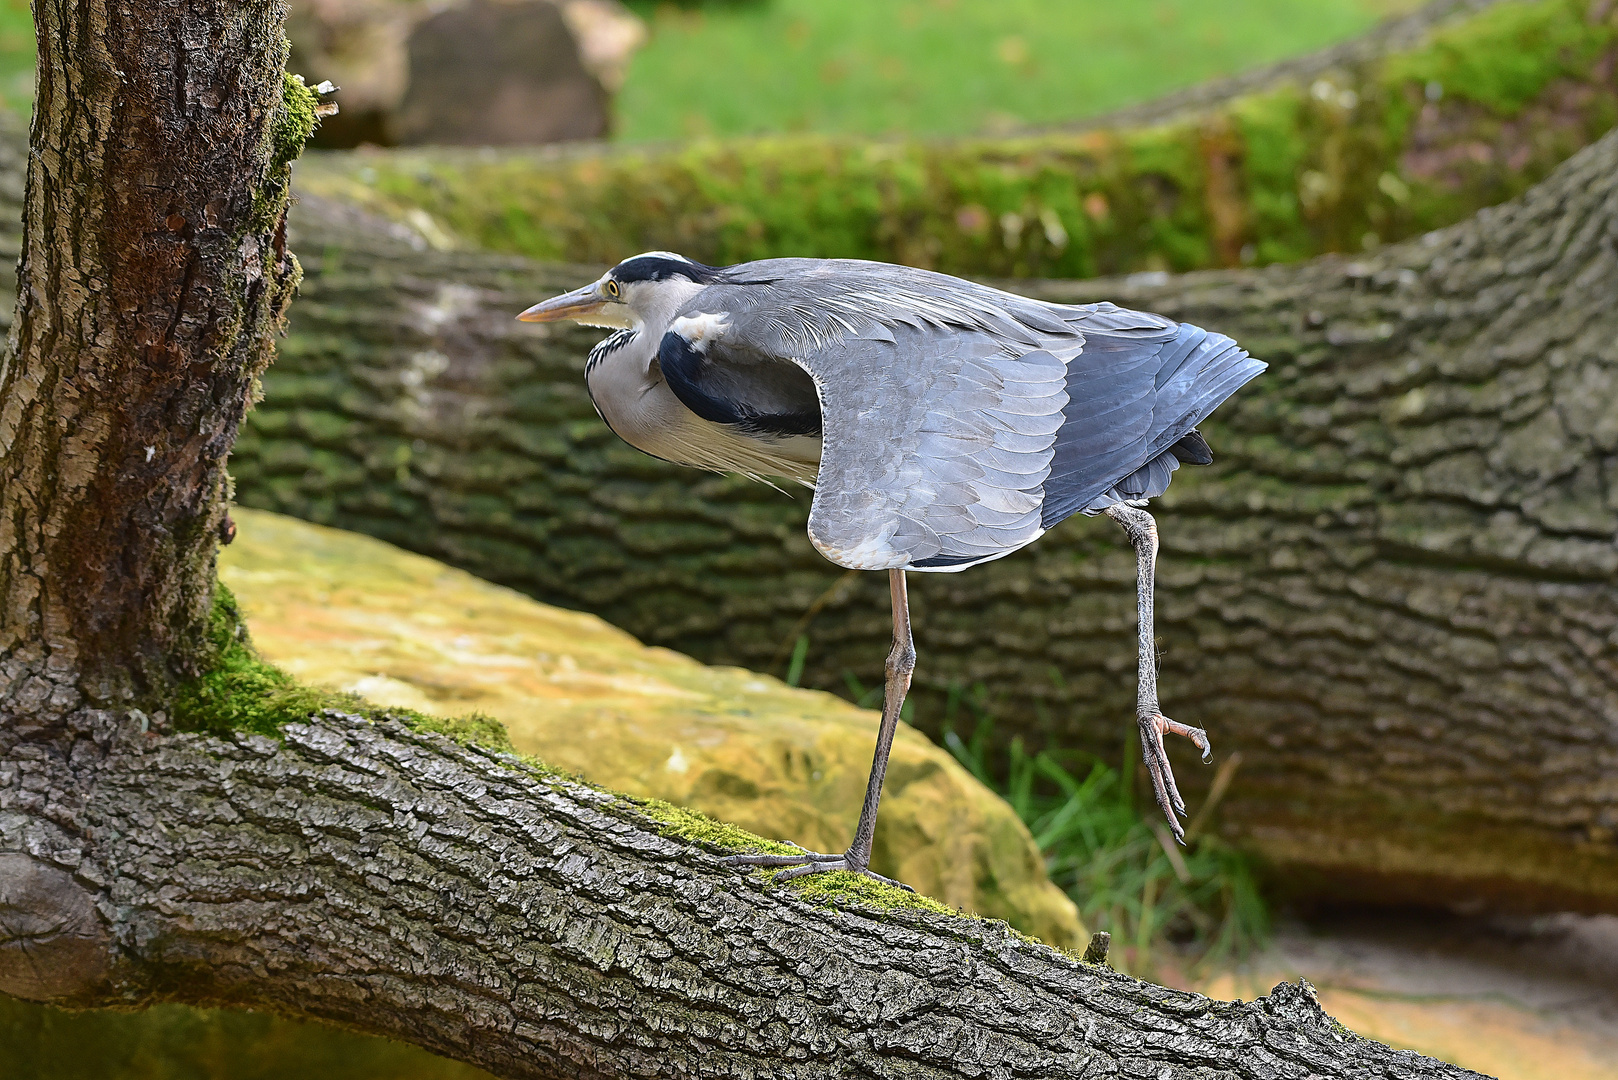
<box><xmin>632</xmin><ymin>796</ymin><xmax>964</xmax><ymax>919</ymax></box>
<box><xmin>170</xmin><ymin>582</ymin><xmax>514</xmax><ymax>751</ymax></box>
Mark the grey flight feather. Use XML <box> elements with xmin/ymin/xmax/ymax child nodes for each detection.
<box><xmin>657</xmin><ymin>258</ymin><xmax>1264</xmax><ymax>572</ymax></box>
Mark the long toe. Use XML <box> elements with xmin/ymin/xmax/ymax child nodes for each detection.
<box><xmin>721</xmin><ymin>851</ymin><xmax>841</xmax><ymax>868</ymax></box>
<box><xmin>770</xmin><ymin>859</ymin><xmax>916</xmax><ymax>891</ymax></box>
<box><xmin>772</xmin><ymin>858</ymin><xmax>852</xmax><ymax>882</ymax></box>
<box><xmin>1158</xmin><ymin>715</ymin><xmax>1213</xmax><ymax>764</ymax></box>
<box><xmin>1139</xmin><ymin>714</ymin><xmax>1188</xmax><ymax>838</ymax></box>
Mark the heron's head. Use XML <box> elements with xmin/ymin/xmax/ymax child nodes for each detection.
<box><xmin>517</xmin><ymin>251</ymin><xmax>719</xmax><ymax>330</ymax></box>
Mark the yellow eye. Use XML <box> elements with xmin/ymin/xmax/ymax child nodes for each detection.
<box><xmin>604</xmin><ymin>279</ymin><xmax>621</xmax><ymax>298</ymax></box>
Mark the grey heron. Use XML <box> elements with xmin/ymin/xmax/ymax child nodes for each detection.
<box><xmin>519</xmin><ymin>252</ymin><xmax>1265</xmax><ymax>888</ymax></box>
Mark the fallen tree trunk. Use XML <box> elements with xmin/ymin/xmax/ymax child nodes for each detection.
<box><xmin>229</xmin><ymin>127</ymin><xmax>1618</xmax><ymax>916</ymax></box>
<box><xmin>0</xmin><ymin>708</ymin><xmax>1477</xmax><ymax>1080</ymax></box>
<box><xmin>291</xmin><ymin>0</ymin><xmax>1618</xmax><ymax>279</ymax></box>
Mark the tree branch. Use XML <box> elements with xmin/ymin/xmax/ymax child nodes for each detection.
<box><xmin>0</xmin><ymin>710</ymin><xmax>1476</xmax><ymax>1080</ymax></box>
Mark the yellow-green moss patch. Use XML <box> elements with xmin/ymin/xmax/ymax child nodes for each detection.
<box><xmin>170</xmin><ymin>582</ymin><xmax>516</xmax><ymax>756</ymax></box>
<box><xmin>789</xmin><ymin>871</ymin><xmax>961</xmax><ymax>920</ymax></box>
<box><xmin>636</xmin><ymin>795</ymin><xmax>967</xmax><ymax>919</ymax></box>
<box><xmin>634</xmin><ymin>796</ymin><xmax>801</xmax><ymax>856</ymax></box>
<box><xmin>275</xmin><ymin>73</ymin><xmax>320</xmax><ymax>170</ymax></box>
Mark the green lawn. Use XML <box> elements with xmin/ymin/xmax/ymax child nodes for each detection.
<box><xmin>0</xmin><ymin>0</ymin><xmax>1424</xmax><ymax>142</ymax></box>
<box><xmin>616</xmin><ymin>0</ymin><xmax>1425</xmax><ymax>140</ymax></box>
<box><xmin>0</xmin><ymin>0</ymin><xmax>30</xmax><ymax>116</ymax></box>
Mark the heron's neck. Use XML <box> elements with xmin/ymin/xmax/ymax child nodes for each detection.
<box><xmin>584</xmin><ymin>328</ymin><xmax>639</xmax><ymax>375</ymax></box>
<box><xmin>632</xmin><ymin>279</ymin><xmax>709</xmax><ymax>337</ymax></box>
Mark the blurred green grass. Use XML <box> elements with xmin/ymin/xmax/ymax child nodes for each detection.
<box><xmin>617</xmin><ymin>0</ymin><xmax>1426</xmax><ymax>140</ymax></box>
<box><xmin>0</xmin><ymin>0</ymin><xmax>29</xmax><ymax>115</ymax></box>
<box><xmin>0</xmin><ymin>1</ymin><xmax>1429</xmax><ymax>140</ymax></box>
<box><xmin>832</xmin><ymin>656</ymin><xmax>1267</xmax><ymax>980</ymax></box>
<box><xmin>943</xmin><ymin>706</ymin><xmax>1267</xmax><ymax>981</ymax></box>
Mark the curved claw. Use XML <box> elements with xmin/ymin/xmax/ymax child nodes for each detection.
<box><xmin>1138</xmin><ymin>713</ymin><xmax>1214</xmax><ymax>844</ymax></box>
<box><xmin>1159</xmin><ymin>715</ymin><xmax>1213</xmax><ymax>764</ymax></box>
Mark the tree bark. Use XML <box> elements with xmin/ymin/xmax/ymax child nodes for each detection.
<box><xmin>0</xmin><ymin>0</ymin><xmax>307</xmax><ymax>715</ymax></box>
<box><xmin>0</xmin><ymin>707</ymin><xmax>1479</xmax><ymax>1080</ymax></box>
<box><xmin>224</xmin><ymin>130</ymin><xmax>1618</xmax><ymax>916</ymax></box>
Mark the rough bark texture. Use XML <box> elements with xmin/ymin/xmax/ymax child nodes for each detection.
<box><xmin>0</xmin><ymin>708</ymin><xmax>1480</xmax><ymax>1080</ymax></box>
<box><xmin>0</xmin><ymin>0</ymin><xmax>306</xmax><ymax>715</ymax></box>
<box><xmin>222</xmin><ymin>130</ymin><xmax>1618</xmax><ymax>916</ymax></box>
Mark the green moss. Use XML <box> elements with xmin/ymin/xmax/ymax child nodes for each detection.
<box><xmin>635</xmin><ymin>797</ymin><xmax>801</xmax><ymax>855</ymax></box>
<box><xmin>790</xmin><ymin>872</ymin><xmax>960</xmax><ymax>919</ymax></box>
<box><xmin>298</xmin><ymin>0</ymin><xmax>1618</xmax><ymax>280</ymax></box>
<box><xmin>633</xmin><ymin>796</ymin><xmax>973</xmax><ymax>921</ymax></box>
<box><xmin>275</xmin><ymin>73</ymin><xmax>320</xmax><ymax>172</ymax></box>
<box><xmin>169</xmin><ymin>583</ymin><xmax>514</xmax><ymax>755</ymax></box>
<box><xmin>1384</xmin><ymin>0</ymin><xmax>1613</xmax><ymax>117</ymax></box>
<box><xmin>247</xmin><ymin>72</ymin><xmax>324</xmax><ymax>235</ymax></box>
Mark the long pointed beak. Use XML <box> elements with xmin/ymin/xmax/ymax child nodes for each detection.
<box><xmin>517</xmin><ymin>282</ymin><xmax>607</xmax><ymax>323</ymax></box>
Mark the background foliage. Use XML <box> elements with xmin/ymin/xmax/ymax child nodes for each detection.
<box><xmin>299</xmin><ymin>0</ymin><xmax>1618</xmax><ymax>280</ymax></box>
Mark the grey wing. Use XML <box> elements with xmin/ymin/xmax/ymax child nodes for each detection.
<box><xmin>1038</xmin><ymin>310</ymin><xmax>1267</xmax><ymax>526</ymax></box>
<box><xmin>668</xmin><ymin>260</ymin><xmax>1260</xmax><ymax>572</ymax></box>
<box><xmin>671</xmin><ymin>264</ymin><xmax>1081</xmax><ymax>570</ymax></box>
<box><xmin>799</xmin><ymin>325</ymin><xmax>1072</xmax><ymax>571</ymax></box>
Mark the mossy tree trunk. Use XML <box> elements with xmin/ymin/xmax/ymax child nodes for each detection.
<box><xmin>0</xmin><ymin>0</ymin><xmax>311</xmax><ymax>716</ymax></box>
<box><xmin>0</xmin><ymin>707</ymin><xmax>1479</xmax><ymax>1080</ymax></box>
<box><xmin>231</xmin><ymin>129</ymin><xmax>1618</xmax><ymax>917</ymax></box>
<box><xmin>291</xmin><ymin>0</ymin><xmax>1618</xmax><ymax>281</ymax></box>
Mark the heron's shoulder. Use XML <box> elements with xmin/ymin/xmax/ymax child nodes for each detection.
<box><xmin>702</xmin><ymin>260</ymin><xmax>1173</xmax><ymax>331</ymax></box>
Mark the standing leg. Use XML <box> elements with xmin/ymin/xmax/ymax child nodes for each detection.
<box><xmin>721</xmin><ymin>569</ymin><xmax>917</xmax><ymax>887</ymax></box>
<box><xmin>1105</xmin><ymin>504</ymin><xmax>1211</xmax><ymax>844</ymax></box>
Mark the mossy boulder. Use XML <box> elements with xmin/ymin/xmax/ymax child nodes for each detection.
<box><xmin>217</xmin><ymin>507</ymin><xmax>1087</xmax><ymax>949</ymax></box>
<box><xmin>294</xmin><ymin>0</ymin><xmax>1617</xmax><ymax>279</ymax></box>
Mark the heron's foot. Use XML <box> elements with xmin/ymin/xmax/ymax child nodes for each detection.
<box><xmin>1139</xmin><ymin>712</ymin><xmax>1212</xmax><ymax>845</ymax></box>
<box><xmin>720</xmin><ymin>849</ymin><xmax>915</xmax><ymax>891</ymax></box>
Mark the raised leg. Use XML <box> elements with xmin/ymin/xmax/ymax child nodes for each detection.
<box><xmin>1105</xmin><ymin>503</ymin><xmax>1211</xmax><ymax>844</ymax></box>
<box><xmin>722</xmin><ymin>568</ymin><xmax>916</xmax><ymax>889</ymax></box>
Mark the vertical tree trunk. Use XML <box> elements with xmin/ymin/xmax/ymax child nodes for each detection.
<box><xmin>0</xmin><ymin>0</ymin><xmax>310</xmax><ymax>717</ymax></box>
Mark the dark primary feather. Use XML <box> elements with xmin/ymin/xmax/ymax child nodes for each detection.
<box><xmin>1039</xmin><ymin>321</ymin><xmax>1262</xmax><ymax>526</ymax></box>
<box><xmin>1171</xmin><ymin>430</ymin><xmax>1213</xmax><ymax>466</ymax></box>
